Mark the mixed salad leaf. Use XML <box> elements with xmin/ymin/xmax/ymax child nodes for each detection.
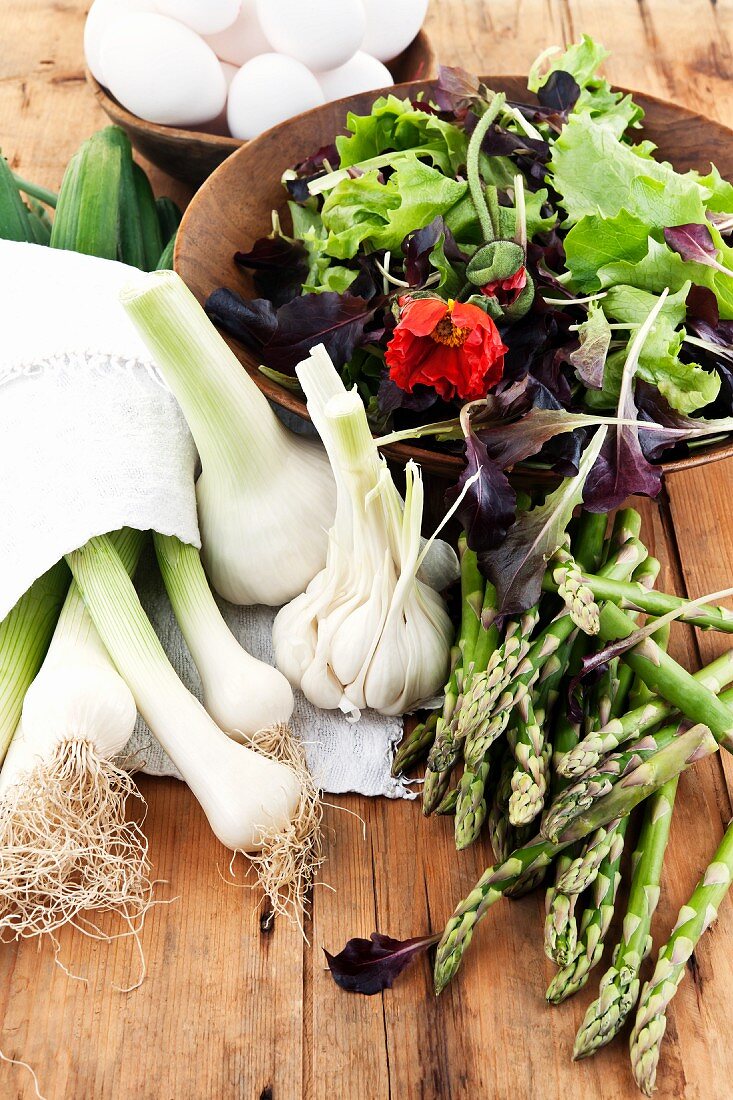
<box><xmin>206</xmin><ymin>35</ymin><xmax>733</xmax><ymax>612</ymax></box>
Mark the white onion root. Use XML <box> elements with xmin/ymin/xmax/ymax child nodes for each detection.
<box><xmin>0</xmin><ymin>738</ymin><xmax>153</xmax><ymax>941</ymax></box>
<box><xmin>238</xmin><ymin>724</ymin><xmax>323</xmax><ymax>928</ymax></box>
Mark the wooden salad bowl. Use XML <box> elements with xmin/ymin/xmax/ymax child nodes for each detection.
<box><xmin>87</xmin><ymin>31</ymin><xmax>435</xmax><ymax>188</ymax></box>
<box><xmin>175</xmin><ymin>76</ymin><xmax>733</xmax><ymax>482</ymax></box>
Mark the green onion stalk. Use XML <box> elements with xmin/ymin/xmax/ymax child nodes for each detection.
<box><xmin>0</xmin><ymin>562</ymin><xmax>69</xmax><ymax>765</ymax></box>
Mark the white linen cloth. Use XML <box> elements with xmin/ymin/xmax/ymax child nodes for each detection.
<box><xmin>0</xmin><ymin>242</ymin><xmax>410</xmax><ymax>799</ymax></box>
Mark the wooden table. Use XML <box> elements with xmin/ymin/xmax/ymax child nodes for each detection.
<box><xmin>2</xmin><ymin>2</ymin><xmax>733</xmax><ymax>1097</ymax></box>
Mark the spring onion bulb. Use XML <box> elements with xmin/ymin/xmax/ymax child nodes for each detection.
<box><xmin>153</xmin><ymin>533</ymin><xmax>294</xmax><ymax>738</ymax></box>
<box><xmin>0</xmin><ymin>529</ymin><xmax>150</xmax><ymax>940</ymax></box>
<box><xmin>0</xmin><ymin>562</ymin><xmax>69</xmax><ymax>766</ymax></box>
<box><xmin>121</xmin><ymin>270</ymin><xmax>336</xmax><ymax>606</ymax></box>
<box><xmin>273</xmin><ymin>347</ymin><xmax>454</xmax><ymax>718</ymax></box>
<box><xmin>67</xmin><ymin>534</ymin><xmax>321</xmax><ymax>914</ymax></box>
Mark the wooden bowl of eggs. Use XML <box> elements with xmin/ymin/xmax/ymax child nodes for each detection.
<box><xmin>85</xmin><ymin>0</ymin><xmax>436</xmax><ymax>188</ymax></box>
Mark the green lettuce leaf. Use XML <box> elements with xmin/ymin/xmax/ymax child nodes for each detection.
<box><xmin>597</xmin><ymin>234</ymin><xmax>733</xmax><ymax>319</ymax></box>
<box><xmin>287</xmin><ymin>202</ymin><xmax>357</xmax><ymax>294</ymax></box>
<box><xmin>336</xmin><ymin>95</ymin><xmax>468</xmax><ymax>176</ymax></box>
<box><xmin>528</xmin><ymin>34</ymin><xmax>643</xmax><ymax>136</ymax></box>
<box><xmin>564</xmin><ymin>208</ymin><xmax>650</xmax><ymax>289</ymax></box>
<box><xmin>548</xmin><ymin>114</ymin><xmax>708</xmax><ymax>227</ymax></box>
<box><xmin>598</xmin><ymin>284</ymin><xmax>721</xmax><ymax>413</ymax></box>
<box><xmin>321</xmin><ymin>157</ymin><xmax>466</xmax><ymax>259</ymax></box>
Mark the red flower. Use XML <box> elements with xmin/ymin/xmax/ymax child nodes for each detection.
<box><xmin>481</xmin><ymin>266</ymin><xmax>527</xmax><ymax>306</ymax></box>
<box><xmin>385</xmin><ymin>296</ymin><xmax>507</xmax><ymax>403</ymax></box>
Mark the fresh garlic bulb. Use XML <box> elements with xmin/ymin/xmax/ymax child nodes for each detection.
<box><xmin>273</xmin><ymin>350</ymin><xmax>454</xmax><ymax>719</ymax></box>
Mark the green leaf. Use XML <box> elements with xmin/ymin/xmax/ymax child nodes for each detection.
<box><xmin>320</xmin><ymin>170</ymin><xmax>400</xmax><ymax>258</ymax></box>
<box><xmin>564</xmin><ymin>209</ymin><xmax>650</xmax><ymax>290</ymax></box>
<box><xmin>482</xmin><ymin>428</ymin><xmax>607</xmax><ymax>614</ymax></box>
<box><xmin>429</xmin><ymin>235</ymin><xmax>464</xmax><ymax>297</ymax></box>
<box><xmin>336</xmin><ymin>94</ymin><xmax>468</xmax><ymax>176</ymax></box>
<box><xmin>689</xmin><ymin>165</ymin><xmax>733</xmax><ymax>214</ymax></box>
<box><xmin>548</xmin><ymin>114</ymin><xmax>707</xmax><ymax>228</ymax></box>
<box><xmin>597</xmin><ymin>234</ymin><xmax>733</xmax><ymax>319</ymax></box>
<box><xmin>528</xmin><ymin>35</ymin><xmax>610</xmax><ymax>93</ymax></box>
<box><xmin>598</xmin><ymin>284</ymin><xmax>721</xmax><ymax>413</ymax></box>
<box><xmin>569</xmin><ymin>299</ymin><xmax>612</xmax><ymax>388</ymax></box>
<box><xmin>528</xmin><ymin>35</ymin><xmax>643</xmax><ymax>136</ymax></box>
<box><xmin>285</xmin><ymin>201</ymin><xmax>357</xmax><ymax>294</ymax></box>
<box><xmin>321</xmin><ymin>157</ymin><xmax>466</xmax><ymax>259</ymax></box>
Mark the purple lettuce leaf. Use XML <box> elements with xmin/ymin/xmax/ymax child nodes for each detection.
<box><xmin>445</xmin><ymin>430</ymin><xmax>516</xmax><ymax>553</ymax></box>
<box><xmin>478</xmin><ymin>407</ymin><xmax>593</xmax><ymax>471</ymax></box>
<box><xmin>537</xmin><ymin>70</ymin><xmax>581</xmax><ymax>114</ymax></box>
<box><xmin>402</xmin><ymin>216</ymin><xmax>466</xmax><ymax>287</ymax></box>
<box><xmin>284</xmin><ymin>142</ymin><xmax>340</xmax><ymax>202</ymax></box>
<box><xmin>480</xmin><ymin>430</ymin><xmax>606</xmax><ymax>614</ymax></box>
<box><xmin>481</xmin><ymin>124</ymin><xmax>550</xmax><ymax>163</ymax></box>
<box><xmin>205</xmin><ymin>290</ymin><xmax>278</xmax><ymax>353</ymax></box>
<box><xmin>205</xmin><ymin>287</ymin><xmax>380</xmax><ymax>374</ymax></box>
<box><xmin>707</xmin><ymin>209</ymin><xmax>733</xmax><ymax>237</ymax></box>
<box><xmin>636</xmin><ymin>381</ymin><xmax>733</xmax><ymax>459</ymax></box>
<box><xmin>583</xmin><ymin>420</ymin><xmax>662</xmax><ymax>512</ymax></box>
<box><xmin>324</xmin><ymin>931</ymin><xmax>439</xmax><ymax>995</ymax></box>
<box><xmin>234</xmin><ymin>236</ymin><xmax>309</xmax><ymax>308</ymax></box>
<box><xmin>377</xmin><ymin>375</ymin><xmax>439</xmax><ymax>416</ymax></box>
<box><xmin>568</xmin><ymin>303</ymin><xmax>611</xmax><ymax>390</ymax></box>
<box><xmin>664</xmin><ymin>223</ymin><xmax>720</xmax><ymax>268</ymax></box>
<box><xmin>433</xmin><ymin>66</ymin><xmax>482</xmax><ymax>115</ymax></box>
<box><xmin>686</xmin><ymin>283</ymin><xmax>720</xmax><ymax>328</ymax></box>
<box><xmin>582</xmin><ymin>314</ymin><xmax>663</xmax><ymax>512</ymax></box>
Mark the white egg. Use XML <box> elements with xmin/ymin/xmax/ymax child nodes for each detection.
<box><xmin>155</xmin><ymin>0</ymin><xmax>241</xmax><ymax>36</ymax></box>
<box><xmin>227</xmin><ymin>54</ymin><xmax>325</xmax><ymax>141</ymax></box>
<box><xmin>317</xmin><ymin>52</ymin><xmax>392</xmax><ymax>102</ymax></box>
<box><xmin>84</xmin><ymin>0</ymin><xmax>158</xmax><ymax>86</ymax></box>
<box><xmin>255</xmin><ymin>0</ymin><xmax>366</xmax><ymax>72</ymax></box>
<box><xmin>204</xmin><ymin>0</ymin><xmax>270</xmax><ymax>67</ymax></box>
<box><xmin>198</xmin><ymin>63</ymin><xmax>238</xmax><ymax>135</ymax></box>
<box><xmin>361</xmin><ymin>0</ymin><xmax>428</xmax><ymax>62</ymax></box>
<box><xmin>221</xmin><ymin>62</ymin><xmax>239</xmax><ymax>90</ymax></box>
<box><xmin>101</xmin><ymin>13</ymin><xmax>227</xmax><ymax>127</ymax></box>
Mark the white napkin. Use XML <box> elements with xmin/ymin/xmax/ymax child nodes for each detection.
<box><xmin>0</xmin><ymin>241</ymin><xmax>411</xmax><ymax>799</ymax></box>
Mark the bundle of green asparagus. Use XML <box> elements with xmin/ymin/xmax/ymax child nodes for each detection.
<box><xmin>385</xmin><ymin>506</ymin><xmax>733</xmax><ymax>1096</ymax></box>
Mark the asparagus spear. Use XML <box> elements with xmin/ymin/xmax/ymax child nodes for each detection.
<box><xmin>548</xmin><ymin>616</ymin><xmax>669</xmax><ymax>888</ymax></box>
<box><xmin>507</xmin><ymin>697</ymin><xmax>548</xmax><ymax>826</ymax></box>
<box><xmin>550</xmin><ymin>540</ymin><xmax>601</xmax><ymax>634</ymax></box>
<box><xmin>435</xmin><ymin>786</ymin><xmax>459</xmax><ymax>815</ymax></box>
<box><xmin>433</xmin><ymin>721</ymin><xmax>717</xmax><ymax>994</ymax></box>
<box><xmin>392</xmin><ymin>713</ymin><xmax>438</xmax><ymax>776</ymax></box>
<box><xmin>487</xmin><ymin>747</ymin><xmax>539</xmax><ymax>874</ymax></box>
<box><xmin>462</xmin><ymin>539</ymin><xmax>648</xmax><ymax>771</ymax></box>
<box><xmin>559</xmin><ymin>647</ymin><xmax>733</xmax><ymax>778</ymax></box>
<box><xmin>606</xmin><ymin>507</ymin><xmax>642</xmax><ymax>553</ymax></box>
<box><xmin>629</xmin><ymin>817</ymin><xmax>733</xmax><ymax>1096</ymax></box>
<box><xmin>542</xmin><ymin>570</ymin><xmax>733</xmax><ymax>633</ymax></box>
<box><xmin>546</xmin><ymin>815</ymin><xmax>628</xmax><ymax>1004</ymax></box>
<box><xmin>541</xmin><ymin>687</ymin><xmax>733</xmax><ymax>843</ymax></box>
<box><xmin>597</xmin><ymin>602</ymin><xmax>733</xmax><ymax>751</ymax></box>
<box><xmin>458</xmin><ymin>606</ymin><xmax>540</xmax><ymax>769</ymax></box>
<box><xmin>573</xmin><ymin>778</ymin><xmax>678</xmax><ymax>1059</ymax></box>
<box><xmin>544</xmin><ymin>516</ymin><xmax>635</xmax><ymax>962</ymax></box>
<box><xmin>554</xmin><ymin>817</ymin><xmax>623</xmax><ymax>895</ymax></box>
<box><xmin>423</xmin><ymin>545</ymin><xmax>486</xmax><ymax>813</ymax></box>
<box><xmin>544</xmin><ymin>663</ymin><xmax>585</xmax><ymax>964</ymax></box>
<box><xmin>455</xmin><ymin>754</ymin><xmax>491</xmax><ymax>848</ymax></box>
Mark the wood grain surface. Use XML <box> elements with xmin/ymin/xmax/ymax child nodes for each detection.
<box><xmin>1</xmin><ymin>3</ymin><xmax>733</xmax><ymax>1099</ymax></box>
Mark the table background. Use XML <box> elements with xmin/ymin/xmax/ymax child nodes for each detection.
<box><xmin>2</xmin><ymin>2</ymin><xmax>733</xmax><ymax>1097</ymax></box>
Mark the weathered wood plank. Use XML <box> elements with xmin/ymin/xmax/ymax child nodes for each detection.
<box><xmin>3</xmin><ymin>2</ymin><xmax>733</xmax><ymax>1099</ymax></box>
